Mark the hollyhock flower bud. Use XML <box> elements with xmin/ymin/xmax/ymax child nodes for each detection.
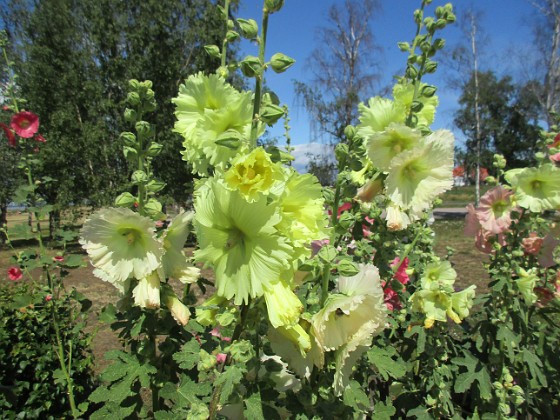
<box><xmin>216</xmin><ymin>353</ymin><xmax>227</xmax><ymax>364</ymax></box>
<box><xmin>8</xmin><ymin>266</ymin><xmax>23</xmax><ymax>281</ymax></box>
<box><xmin>45</xmin><ymin>294</ymin><xmax>53</xmax><ymax>302</ymax></box>
<box><xmin>53</xmin><ymin>255</ymin><xmax>64</xmax><ymax>263</ymax></box>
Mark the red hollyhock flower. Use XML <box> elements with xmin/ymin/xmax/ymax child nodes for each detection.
<box><xmin>8</xmin><ymin>266</ymin><xmax>23</xmax><ymax>281</ymax></box>
<box><xmin>10</xmin><ymin>111</ymin><xmax>39</xmax><ymax>138</ymax></box>
<box><xmin>0</xmin><ymin>122</ymin><xmax>16</xmax><ymax>147</ymax></box>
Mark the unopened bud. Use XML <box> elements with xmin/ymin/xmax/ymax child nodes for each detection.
<box><xmin>270</xmin><ymin>53</ymin><xmax>295</xmax><ymax>73</ymax></box>
<box><xmin>236</xmin><ymin>18</ymin><xmax>258</xmax><ymax>39</ymax></box>
<box><xmin>204</xmin><ymin>45</ymin><xmax>221</xmax><ymax>60</ymax></box>
<box><xmin>264</xmin><ymin>0</ymin><xmax>284</xmax><ymax>13</ymax></box>
<box><xmin>239</xmin><ymin>55</ymin><xmax>262</xmax><ymax>77</ymax></box>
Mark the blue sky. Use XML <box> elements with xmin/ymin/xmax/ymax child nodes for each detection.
<box><xmin>237</xmin><ymin>1</ymin><xmax>540</xmax><ymax>171</ymax></box>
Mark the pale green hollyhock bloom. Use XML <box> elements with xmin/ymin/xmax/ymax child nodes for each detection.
<box><xmin>385</xmin><ymin>204</ymin><xmax>412</xmax><ymax>231</ymax></box>
<box><xmin>504</xmin><ymin>164</ymin><xmax>560</xmax><ymax>212</ymax></box>
<box><xmin>259</xmin><ymin>354</ymin><xmax>302</xmax><ymax>392</ymax></box>
<box><xmin>173</xmin><ymin>72</ymin><xmax>238</xmax><ymax>139</ymax></box>
<box><xmin>132</xmin><ymin>270</ymin><xmax>161</xmax><ymax>309</ymax></box>
<box><xmin>194</xmin><ymin>178</ymin><xmax>293</xmax><ymax>305</ymax></box>
<box><xmin>367</xmin><ymin>123</ymin><xmax>421</xmax><ymax>172</ymax></box>
<box><xmin>420</xmin><ymin>260</ymin><xmax>457</xmax><ymax>293</ymax></box>
<box><xmin>333</xmin><ymin>328</ymin><xmax>371</xmax><ymax>396</ymax></box>
<box><xmin>194</xmin><ymin>91</ymin><xmax>257</xmax><ymax>174</ymax></box>
<box><xmin>264</xmin><ymin>280</ymin><xmax>303</xmax><ymax>328</ymax></box>
<box><xmin>393</xmin><ymin>81</ymin><xmax>439</xmax><ymax>128</ymax></box>
<box><xmin>410</xmin><ymin>289</ymin><xmax>452</xmax><ymax>325</ymax></box>
<box><xmin>80</xmin><ymin>208</ymin><xmax>163</xmax><ymax>293</ymax></box>
<box><xmin>386</xmin><ymin>129</ymin><xmax>454</xmax><ymax>216</ymax></box>
<box><xmin>196</xmin><ymin>294</ymin><xmax>228</xmax><ymax>327</ymax></box>
<box><xmin>516</xmin><ymin>268</ymin><xmax>538</xmax><ymax>305</ymax></box>
<box><xmin>161</xmin><ymin>211</ymin><xmax>200</xmax><ymax>284</ymax></box>
<box><xmin>224</xmin><ymin>147</ymin><xmax>284</xmax><ymax>202</ymax></box>
<box><xmin>356</xmin><ymin>97</ymin><xmax>406</xmax><ymax>140</ymax></box>
<box><xmin>268</xmin><ymin>321</ymin><xmax>323</xmax><ymax>378</ymax></box>
<box><xmin>276</xmin><ymin>169</ymin><xmax>330</xmax><ymax>264</ymax></box>
<box><xmin>311</xmin><ymin>264</ymin><xmax>386</xmax><ymax>396</ymax></box>
<box><xmin>311</xmin><ymin>264</ymin><xmax>386</xmax><ymax>351</ymax></box>
<box><xmin>161</xmin><ymin>284</ymin><xmax>191</xmax><ymax>326</ymax></box>
<box><xmin>450</xmin><ymin>285</ymin><xmax>476</xmax><ymax>322</ymax></box>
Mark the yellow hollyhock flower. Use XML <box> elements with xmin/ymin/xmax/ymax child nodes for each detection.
<box><xmin>450</xmin><ymin>285</ymin><xmax>476</xmax><ymax>322</ymax></box>
<box><xmin>224</xmin><ymin>147</ymin><xmax>284</xmax><ymax>202</ymax></box>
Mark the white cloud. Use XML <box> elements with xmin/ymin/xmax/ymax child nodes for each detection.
<box><xmin>289</xmin><ymin>142</ymin><xmax>329</xmax><ymax>173</ymax></box>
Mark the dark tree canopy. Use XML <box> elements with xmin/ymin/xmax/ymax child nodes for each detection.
<box><xmin>454</xmin><ymin>71</ymin><xmax>542</xmax><ymax>172</ymax></box>
<box><xmin>1</xmin><ymin>0</ymin><xmax>230</xmax><ymax>215</ymax></box>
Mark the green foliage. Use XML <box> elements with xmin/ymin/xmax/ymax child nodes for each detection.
<box><xmin>0</xmin><ymin>281</ymin><xmax>96</xmax><ymax>418</ymax></box>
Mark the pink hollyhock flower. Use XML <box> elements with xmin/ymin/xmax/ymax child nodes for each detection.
<box><xmin>550</xmin><ymin>152</ymin><xmax>560</xmax><ymax>166</ymax></box>
<box><xmin>548</xmin><ymin>133</ymin><xmax>560</xmax><ymax>149</ymax></box>
<box><xmin>383</xmin><ymin>286</ymin><xmax>402</xmax><ymax>311</ymax></box>
<box><xmin>210</xmin><ymin>328</ymin><xmax>221</xmax><ymax>338</ymax></box>
<box><xmin>216</xmin><ymin>353</ymin><xmax>227</xmax><ymax>364</ymax></box>
<box><xmin>0</xmin><ymin>122</ymin><xmax>16</xmax><ymax>147</ymax></box>
<box><xmin>8</xmin><ymin>267</ymin><xmax>23</xmax><ymax>281</ymax></box>
<box><xmin>329</xmin><ymin>202</ymin><xmax>352</xmax><ymax>218</ymax></box>
<box><xmin>390</xmin><ymin>257</ymin><xmax>410</xmax><ymax>285</ymax></box>
<box><xmin>535</xmin><ymin>287</ymin><xmax>554</xmax><ymax>308</ymax></box>
<box><xmin>476</xmin><ymin>186</ymin><xmax>516</xmax><ymax>234</ymax></box>
<box><xmin>475</xmin><ymin>229</ymin><xmax>506</xmax><ymax>254</ymax></box>
<box><xmin>522</xmin><ymin>232</ymin><xmax>543</xmax><ymax>255</ymax></box>
<box><xmin>10</xmin><ymin>111</ymin><xmax>39</xmax><ymax>138</ymax></box>
<box><xmin>464</xmin><ymin>204</ymin><xmax>481</xmax><ymax>236</ymax></box>
<box><xmin>45</xmin><ymin>294</ymin><xmax>53</xmax><ymax>302</ymax></box>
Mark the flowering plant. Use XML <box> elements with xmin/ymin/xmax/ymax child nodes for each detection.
<box><xmin>76</xmin><ymin>0</ymin><xmax>560</xmax><ymax>418</ymax></box>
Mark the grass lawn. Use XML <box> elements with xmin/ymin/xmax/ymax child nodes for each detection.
<box><xmin>436</xmin><ymin>184</ymin><xmax>491</xmax><ymax>208</ymax></box>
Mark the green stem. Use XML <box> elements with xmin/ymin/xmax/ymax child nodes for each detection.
<box><xmin>320</xmin><ymin>263</ymin><xmax>331</xmax><ymax>307</ymax></box>
<box><xmin>48</xmin><ymin>271</ymin><xmax>79</xmax><ymax>418</ymax></box>
<box><xmin>249</xmin><ymin>8</ymin><xmax>269</xmax><ymax>143</ymax></box>
<box><xmin>208</xmin><ymin>302</ymin><xmax>251</xmax><ymax>420</ymax></box>
<box><xmin>150</xmin><ymin>333</ymin><xmax>160</xmax><ymax>413</ymax></box>
<box><xmin>220</xmin><ymin>0</ymin><xmax>230</xmax><ymax>69</ymax></box>
<box><xmin>392</xmin><ymin>227</ymin><xmax>424</xmax><ymax>275</ymax></box>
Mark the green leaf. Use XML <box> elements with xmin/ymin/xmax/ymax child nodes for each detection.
<box><xmin>343</xmin><ymin>380</ymin><xmax>371</xmax><ymax>412</ymax></box>
<box><xmin>366</xmin><ymin>346</ymin><xmax>406</xmax><ymax>380</ymax></box>
<box><xmin>244</xmin><ymin>390</ymin><xmax>265</xmax><ymax>420</ymax></box>
<box><xmin>172</xmin><ymin>339</ymin><xmax>200</xmax><ymax>370</ymax></box>
<box><xmin>373</xmin><ymin>399</ymin><xmax>397</xmax><ymax>419</ymax></box>
<box><xmin>91</xmin><ymin>350</ymin><xmax>157</xmax><ymax>406</ymax></box>
<box><xmin>522</xmin><ymin>348</ymin><xmax>547</xmax><ymax>387</ymax></box>
<box><xmin>214</xmin><ymin>365</ymin><xmax>245</xmax><ymax>405</ymax></box>
<box><xmin>8</xmin><ymin>223</ymin><xmax>35</xmax><ymax>240</ymax></box>
<box><xmin>62</xmin><ymin>254</ymin><xmax>84</xmax><ymax>268</ymax></box>
<box><xmin>407</xmin><ymin>405</ymin><xmax>432</xmax><ymax>420</ymax></box>
<box><xmin>454</xmin><ymin>352</ymin><xmax>491</xmax><ymax>400</ymax></box>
